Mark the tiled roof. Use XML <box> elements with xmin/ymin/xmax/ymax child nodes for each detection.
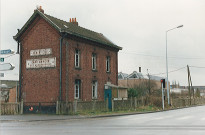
<box><xmin>14</xmin><ymin>9</ymin><xmax>122</xmax><ymax>50</ymax></box>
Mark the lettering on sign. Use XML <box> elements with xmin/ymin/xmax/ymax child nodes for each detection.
<box><xmin>26</xmin><ymin>57</ymin><xmax>56</xmax><ymax>69</ymax></box>
<box><xmin>30</xmin><ymin>48</ymin><xmax>52</xmax><ymax>56</ymax></box>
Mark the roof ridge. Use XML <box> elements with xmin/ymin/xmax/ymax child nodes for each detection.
<box><xmin>14</xmin><ymin>10</ymin><xmax>122</xmax><ymax>50</ymax></box>
<box><xmin>45</xmin><ymin>13</ymin><xmax>103</xmax><ymax>36</ymax></box>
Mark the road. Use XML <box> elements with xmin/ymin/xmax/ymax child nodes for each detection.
<box><xmin>1</xmin><ymin>106</ymin><xmax>205</xmax><ymax>135</ymax></box>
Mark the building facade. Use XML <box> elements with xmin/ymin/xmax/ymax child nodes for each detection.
<box><xmin>14</xmin><ymin>7</ymin><xmax>121</xmax><ymax>103</ymax></box>
<box><xmin>118</xmin><ymin>70</ymin><xmax>169</xmax><ymax>90</ymax></box>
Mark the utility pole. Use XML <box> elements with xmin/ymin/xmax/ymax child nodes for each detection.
<box><xmin>147</xmin><ymin>69</ymin><xmax>151</xmax><ymax>95</ymax></box>
<box><xmin>187</xmin><ymin>65</ymin><xmax>193</xmax><ymax>105</ymax></box>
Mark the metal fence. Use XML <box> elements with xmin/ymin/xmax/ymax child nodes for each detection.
<box><xmin>23</xmin><ymin>102</ymin><xmax>56</xmax><ymax>114</ymax></box>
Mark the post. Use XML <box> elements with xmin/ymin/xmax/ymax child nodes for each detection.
<box><xmin>187</xmin><ymin>65</ymin><xmax>191</xmax><ymax>105</ymax></box>
<box><xmin>73</xmin><ymin>100</ymin><xmax>77</xmax><ymax>113</ymax></box>
<box><xmin>166</xmin><ymin>25</ymin><xmax>183</xmax><ymax>105</ymax></box>
<box><xmin>20</xmin><ymin>99</ymin><xmax>23</xmax><ymax>114</ymax></box>
<box><xmin>161</xmin><ymin>83</ymin><xmax>164</xmax><ymax>110</ymax></box>
<box><xmin>166</xmin><ymin>31</ymin><xmax>170</xmax><ymax>105</ymax></box>
<box><xmin>106</xmin><ymin>98</ymin><xmax>109</xmax><ymax>111</ymax></box>
<box><xmin>56</xmin><ymin>101</ymin><xmax>59</xmax><ymax>114</ymax></box>
<box><xmin>112</xmin><ymin>99</ymin><xmax>114</xmax><ymax>111</ymax></box>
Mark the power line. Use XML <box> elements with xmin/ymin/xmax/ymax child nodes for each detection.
<box><xmin>119</xmin><ymin>52</ymin><xmax>205</xmax><ymax>60</ymax></box>
<box><xmin>189</xmin><ymin>66</ymin><xmax>205</xmax><ymax>68</ymax></box>
<box><xmin>151</xmin><ymin>66</ymin><xmax>186</xmax><ymax>76</ymax></box>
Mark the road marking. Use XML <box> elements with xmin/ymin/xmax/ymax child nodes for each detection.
<box><xmin>177</xmin><ymin>116</ymin><xmax>193</xmax><ymax>120</ymax></box>
<box><xmin>152</xmin><ymin>115</ymin><xmax>174</xmax><ymax>120</ymax></box>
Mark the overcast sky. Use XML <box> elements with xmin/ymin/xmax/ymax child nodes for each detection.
<box><xmin>1</xmin><ymin>0</ymin><xmax>205</xmax><ymax>86</ymax></box>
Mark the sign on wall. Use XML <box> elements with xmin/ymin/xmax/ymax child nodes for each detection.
<box><xmin>26</xmin><ymin>57</ymin><xmax>56</xmax><ymax>69</ymax></box>
<box><xmin>30</xmin><ymin>48</ymin><xmax>52</xmax><ymax>56</ymax></box>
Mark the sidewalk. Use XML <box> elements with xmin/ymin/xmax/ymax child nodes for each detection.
<box><xmin>0</xmin><ymin>111</ymin><xmax>155</xmax><ymax>122</ymax></box>
<box><xmin>1</xmin><ymin>105</ymin><xmax>202</xmax><ymax>122</ymax></box>
<box><xmin>0</xmin><ymin>114</ymin><xmax>87</xmax><ymax>122</ymax></box>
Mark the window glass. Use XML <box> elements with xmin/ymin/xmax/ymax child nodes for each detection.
<box><xmin>75</xmin><ymin>49</ymin><xmax>80</xmax><ymax>67</ymax></box>
<box><xmin>92</xmin><ymin>54</ymin><xmax>96</xmax><ymax>70</ymax></box>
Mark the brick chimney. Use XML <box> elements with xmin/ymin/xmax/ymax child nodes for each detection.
<box><xmin>37</xmin><ymin>6</ymin><xmax>44</xmax><ymax>13</ymax></box>
<box><xmin>69</xmin><ymin>18</ymin><xmax>78</xmax><ymax>26</ymax></box>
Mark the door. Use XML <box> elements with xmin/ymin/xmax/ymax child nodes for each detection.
<box><xmin>104</xmin><ymin>89</ymin><xmax>112</xmax><ymax>110</ymax></box>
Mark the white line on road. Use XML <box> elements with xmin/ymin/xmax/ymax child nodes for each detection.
<box><xmin>177</xmin><ymin>116</ymin><xmax>193</xmax><ymax>120</ymax></box>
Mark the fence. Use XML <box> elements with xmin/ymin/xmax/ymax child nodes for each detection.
<box><xmin>0</xmin><ymin>103</ymin><xmax>20</xmax><ymax>115</ymax></box>
<box><xmin>23</xmin><ymin>102</ymin><xmax>56</xmax><ymax>114</ymax></box>
<box><xmin>1</xmin><ymin>97</ymin><xmax>205</xmax><ymax>115</ymax></box>
<box><xmin>57</xmin><ymin>100</ymin><xmax>108</xmax><ymax>114</ymax></box>
<box><xmin>171</xmin><ymin>97</ymin><xmax>205</xmax><ymax>108</ymax></box>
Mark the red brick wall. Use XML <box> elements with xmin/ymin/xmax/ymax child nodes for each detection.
<box><xmin>20</xmin><ymin>16</ymin><xmax>60</xmax><ymax>103</ymax></box>
<box><xmin>61</xmin><ymin>38</ymin><xmax>118</xmax><ymax>101</ymax></box>
<box><xmin>20</xmin><ymin>15</ymin><xmax>119</xmax><ymax>103</ymax></box>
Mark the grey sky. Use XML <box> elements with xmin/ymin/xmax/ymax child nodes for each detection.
<box><xmin>1</xmin><ymin>0</ymin><xmax>205</xmax><ymax>86</ymax></box>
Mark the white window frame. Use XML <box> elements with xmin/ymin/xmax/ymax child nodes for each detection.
<box><xmin>106</xmin><ymin>56</ymin><xmax>110</xmax><ymax>72</ymax></box>
<box><xmin>92</xmin><ymin>53</ymin><xmax>96</xmax><ymax>70</ymax></box>
<box><xmin>75</xmin><ymin>80</ymin><xmax>80</xmax><ymax>99</ymax></box>
<box><xmin>75</xmin><ymin>49</ymin><xmax>80</xmax><ymax>68</ymax></box>
<box><xmin>92</xmin><ymin>81</ymin><xmax>98</xmax><ymax>99</ymax></box>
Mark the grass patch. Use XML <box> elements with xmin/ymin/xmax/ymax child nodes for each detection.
<box><xmin>73</xmin><ymin>105</ymin><xmax>161</xmax><ymax>116</ymax></box>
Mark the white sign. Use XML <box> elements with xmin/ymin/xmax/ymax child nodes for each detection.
<box><xmin>30</xmin><ymin>48</ymin><xmax>52</xmax><ymax>56</ymax></box>
<box><xmin>0</xmin><ymin>63</ymin><xmax>15</xmax><ymax>71</ymax></box>
<box><xmin>26</xmin><ymin>57</ymin><xmax>56</xmax><ymax>69</ymax></box>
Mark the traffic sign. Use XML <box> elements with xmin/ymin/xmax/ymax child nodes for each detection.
<box><xmin>0</xmin><ymin>49</ymin><xmax>14</xmax><ymax>55</ymax></box>
<box><xmin>0</xmin><ymin>63</ymin><xmax>15</xmax><ymax>71</ymax></box>
<box><xmin>0</xmin><ymin>58</ymin><xmax>4</xmax><ymax>62</ymax></box>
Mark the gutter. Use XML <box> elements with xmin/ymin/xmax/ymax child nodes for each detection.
<box><xmin>59</xmin><ymin>33</ymin><xmax>67</xmax><ymax>101</ymax></box>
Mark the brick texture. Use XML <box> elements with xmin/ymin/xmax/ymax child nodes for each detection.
<box><xmin>20</xmin><ymin>15</ymin><xmax>119</xmax><ymax>103</ymax></box>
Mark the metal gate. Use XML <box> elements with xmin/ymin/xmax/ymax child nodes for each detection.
<box><xmin>23</xmin><ymin>102</ymin><xmax>56</xmax><ymax>114</ymax></box>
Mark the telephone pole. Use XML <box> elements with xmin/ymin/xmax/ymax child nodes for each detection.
<box><xmin>187</xmin><ymin>65</ymin><xmax>193</xmax><ymax>105</ymax></box>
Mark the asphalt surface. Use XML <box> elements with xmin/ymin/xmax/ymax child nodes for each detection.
<box><xmin>1</xmin><ymin>106</ymin><xmax>205</xmax><ymax>135</ymax></box>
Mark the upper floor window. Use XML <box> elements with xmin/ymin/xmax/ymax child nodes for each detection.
<box><xmin>92</xmin><ymin>53</ymin><xmax>96</xmax><ymax>70</ymax></box>
<box><xmin>92</xmin><ymin>81</ymin><xmax>98</xmax><ymax>99</ymax></box>
<box><xmin>75</xmin><ymin>49</ymin><xmax>80</xmax><ymax>68</ymax></box>
<box><xmin>106</xmin><ymin>56</ymin><xmax>110</xmax><ymax>72</ymax></box>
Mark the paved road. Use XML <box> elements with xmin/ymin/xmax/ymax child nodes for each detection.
<box><xmin>1</xmin><ymin>106</ymin><xmax>205</xmax><ymax>135</ymax></box>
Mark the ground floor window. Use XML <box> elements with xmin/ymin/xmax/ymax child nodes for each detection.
<box><xmin>92</xmin><ymin>81</ymin><xmax>98</xmax><ymax>99</ymax></box>
<box><xmin>75</xmin><ymin>79</ymin><xmax>81</xmax><ymax>99</ymax></box>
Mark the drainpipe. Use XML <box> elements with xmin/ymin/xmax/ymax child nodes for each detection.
<box><xmin>18</xmin><ymin>41</ymin><xmax>22</xmax><ymax>102</ymax></box>
<box><xmin>59</xmin><ymin>33</ymin><xmax>67</xmax><ymax>101</ymax></box>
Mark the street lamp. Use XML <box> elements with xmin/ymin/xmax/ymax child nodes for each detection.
<box><xmin>166</xmin><ymin>25</ymin><xmax>183</xmax><ymax>105</ymax></box>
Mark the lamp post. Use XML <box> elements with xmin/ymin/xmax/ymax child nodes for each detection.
<box><xmin>166</xmin><ymin>25</ymin><xmax>183</xmax><ymax>105</ymax></box>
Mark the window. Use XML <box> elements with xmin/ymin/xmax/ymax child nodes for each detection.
<box><xmin>92</xmin><ymin>81</ymin><xmax>97</xmax><ymax>99</ymax></box>
<box><xmin>75</xmin><ymin>79</ymin><xmax>81</xmax><ymax>99</ymax></box>
<box><xmin>92</xmin><ymin>53</ymin><xmax>96</xmax><ymax>70</ymax></box>
<box><xmin>106</xmin><ymin>56</ymin><xmax>110</xmax><ymax>72</ymax></box>
<box><xmin>75</xmin><ymin>49</ymin><xmax>80</xmax><ymax>68</ymax></box>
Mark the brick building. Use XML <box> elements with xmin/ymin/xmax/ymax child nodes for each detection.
<box><xmin>13</xmin><ymin>7</ymin><xmax>121</xmax><ymax>103</ymax></box>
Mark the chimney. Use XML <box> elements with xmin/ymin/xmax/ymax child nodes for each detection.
<box><xmin>36</xmin><ymin>5</ymin><xmax>44</xmax><ymax>13</ymax></box>
<box><xmin>139</xmin><ymin>67</ymin><xmax>141</xmax><ymax>73</ymax></box>
<box><xmin>69</xmin><ymin>18</ymin><xmax>78</xmax><ymax>26</ymax></box>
